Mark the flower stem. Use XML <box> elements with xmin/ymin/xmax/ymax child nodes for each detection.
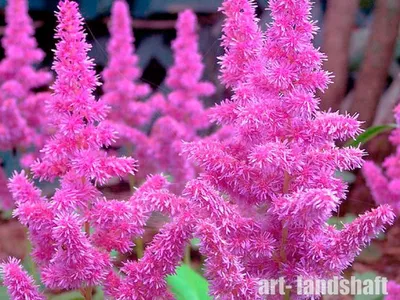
<box><xmin>184</xmin><ymin>244</ymin><xmax>191</xmax><ymax>266</ymax></box>
<box><xmin>135</xmin><ymin>237</ymin><xmax>144</xmax><ymax>259</ymax></box>
<box><xmin>281</xmin><ymin>172</ymin><xmax>291</xmax><ymax>300</ymax></box>
<box><xmin>81</xmin><ymin>221</ymin><xmax>92</xmax><ymax>300</ymax></box>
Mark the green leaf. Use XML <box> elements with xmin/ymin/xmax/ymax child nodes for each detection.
<box><xmin>0</xmin><ymin>286</ymin><xmax>10</xmax><ymax>299</ymax></box>
<box><xmin>1</xmin><ymin>210</ymin><xmax>13</xmax><ymax>220</ymax></box>
<box><xmin>334</xmin><ymin>170</ymin><xmax>356</xmax><ymax>184</ymax></box>
<box><xmin>23</xmin><ymin>241</ymin><xmax>42</xmax><ymax>288</ymax></box>
<box><xmin>49</xmin><ymin>287</ymin><xmax>103</xmax><ymax>300</ymax></box>
<box><xmin>327</xmin><ymin>213</ymin><xmax>356</xmax><ymax>230</ymax></box>
<box><xmin>93</xmin><ymin>287</ymin><xmax>105</xmax><ymax>300</ymax></box>
<box><xmin>357</xmin><ymin>243</ymin><xmax>383</xmax><ymax>263</ymax></box>
<box><xmin>190</xmin><ymin>238</ymin><xmax>200</xmax><ymax>249</ymax></box>
<box><xmin>345</xmin><ymin>124</ymin><xmax>397</xmax><ymax>147</ymax></box>
<box><xmin>166</xmin><ymin>264</ymin><xmax>210</xmax><ymax>300</ymax></box>
<box><xmin>110</xmin><ymin>250</ymin><xmax>118</xmax><ymax>259</ymax></box>
<box><xmin>354</xmin><ymin>272</ymin><xmax>385</xmax><ymax>300</ymax></box>
<box><xmin>50</xmin><ymin>291</ymin><xmax>84</xmax><ymax>300</ymax></box>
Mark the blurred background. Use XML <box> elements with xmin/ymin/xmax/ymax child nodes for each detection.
<box><xmin>0</xmin><ymin>0</ymin><xmax>400</xmax><ymax>297</ymax></box>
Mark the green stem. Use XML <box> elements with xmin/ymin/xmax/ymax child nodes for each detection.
<box><xmin>135</xmin><ymin>238</ymin><xmax>144</xmax><ymax>259</ymax></box>
<box><xmin>184</xmin><ymin>244</ymin><xmax>191</xmax><ymax>266</ymax></box>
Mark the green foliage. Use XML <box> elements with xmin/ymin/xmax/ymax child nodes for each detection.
<box><xmin>50</xmin><ymin>291</ymin><xmax>84</xmax><ymax>300</ymax></box>
<box><xmin>49</xmin><ymin>288</ymin><xmax>103</xmax><ymax>300</ymax></box>
<box><xmin>190</xmin><ymin>238</ymin><xmax>200</xmax><ymax>249</ymax></box>
<box><xmin>0</xmin><ymin>286</ymin><xmax>10</xmax><ymax>299</ymax></box>
<box><xmin>23</xmin><ymin>241</ymin><xmax>42</xmax><ymax>288</ymax></box>
<box><xmin>345</xmin><ymin>124</ymin><xmax>397</xmax><ymax>148</ymax></box>
<box><xmin>327</xmin><ymin>213</ymin><xmax>356</xmax><ymax>230</ymax></box>
<box><xmin>357</xmin><ymin>243</ymin><xmax>383</xmax><ymax>263</ymax></box>
<box><xmin>167</xmin><ymin>264</ymin><xmax>210</xmax><ymax>300</ymax></box>
<box><xmin>334</xmin><ymin>170</ymin><xmax>356</xmax><ymax>184</ymax></box>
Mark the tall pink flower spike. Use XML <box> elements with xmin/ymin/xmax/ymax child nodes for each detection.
<box><xmin>126</xmin><ymin>9</ymin><xmax>216</xmax><ymax>192</ymax></box>
<box><xmin>363</xmin><ymin>91</ymin><xmax>400</xmax><ymax>215</ymax></box>
<box><xmin>0</xmin><ymin>0</ymin><xmax>53</xmax><ymax>211</ymax></box>
<box><xmin>102</xmin><ymin>0</ymin><xmax>160</xmax><ymax>129</ymax></box>
<box><xmin>183</xmin><ymin>0</ymin><xmax>395</xmax><ymax>298</ymax></box>
<box><xmin>6</xmin><ymin>0</ymin><xmax>191</xmax><ymax>297</ymax></box>
<box><xmin>0</xmin><ymin>0</ymin><xmax>52</xmax><ymax>152</ymax></box>
<box><xmin>164</xmin><ymin>9</ymin><xmax>215</xmax><ymax>130</ymax></box>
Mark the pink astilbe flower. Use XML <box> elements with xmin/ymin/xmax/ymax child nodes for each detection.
<box><xmin>0</xmin><ymin>258</ymin><xmax>45</xmax><ymax>300</ymax></box>
<box><xmin>127</xmin><ymin>10</ymin><xmax>215</xmax><ymax>192</ymax></box>
<box><xmin>363</xmin><ymin>161</ymin><xmax>400</xmax><ymax>214</ymax></box>
<box><xmin>363</xmin><ymin>101</ymin><xmax>400</xmax><ymax>215</ymax></box>
<box><xmin>40</xmin><ymin>213</ymin><xmax>110</xmax><ymax>289</ymax></box>
<box><xmin>117</xmin><ymin>210</ymin><xmax>195</xmax><ymax>299</ymax></box>
<box><xmin>183</xmin><ymin>0</ymin><xmax>394</xmax><ymax>297</ymax></box>
<box><xmin>164</xmin><ymin>9</ymin><xmax>215</xmax><ymax>130</ymax></box>
<box><xmin>0</xmin><ymin>0</ymin><xmax>51</xmax><ymax>88</ymax></box>
<box><xmin>30</xmin><ymin>0</ymin><xmax>137</xmax><ymax>182</ymax></box>
<box><xmin>7</xmin><ymin>0</ymin><xmax>145</xmax><ymax>293</ymax></box>
<box><xmin>386</xmin><ymin>281</ymin><xmax>400</xmax><ymax>300</ymax></box>
<box><xmin>102</xmin><ymin>0</ymin><xmax>155</xmax><ymax>128</ymax></box>
<box><xmin>0</xmin><ymin>0</ymin><xmax>52</xmax><ymax>152</ymax></box>
<box><xmin>219</xmin><ymin>0</ymin><xmax>263</xmax><ymax>89</ymax></box>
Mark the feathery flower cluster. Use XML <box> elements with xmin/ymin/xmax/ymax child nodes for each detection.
<box><xmin>127</xmin><ymin>9</ymin><xmax>215</xmax><ymax>192</ymax></box>
<box><xmin>5</xmin><ymin>1</ymin><xmax>195</xmax><ymax>297</ymax></box>
<box><xmin>386</xmin><ymin>281</ymin><xmax>400</xmax><ymax>300</ymax></box>
<box><xmin>363</xmin><ymin>101</ymin><xmax>400</xmax><ymax>215</ymax></box>
<box><xmin>102</xmin><ymin>0</ymin><xmax>159</xmax><ymax>129</ymax></box>
<box><xmin>182</xmin><ymin>0</ymin><xmax>395</xmax><ymax>297</ymax></box>
<box><xmin>0</xmin><ymin>0</ymin><xmax>52</xmax><ymax>152</ymax></box>
<box><xmin>164</xmin><ymin>9</ymin><xmax>215</xmax><ymax>130</ymax></box>
<box><xmin>2</xmin><ymin>0</ymin><xmax>396</xmax><ymax>299</ymax></box>
<box><xmin>7</xmin><ymin>0</ymin><xmax>137</xmax><ymax>291</ymax></box>
<box><xmin>0</xmin><ymin>258</ymin><xmax>44</xmax><ymax>300</ymax></box>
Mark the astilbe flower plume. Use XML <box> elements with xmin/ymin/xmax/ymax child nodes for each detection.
<box><xmin>102</xmin><ymin>0</ymin><xmax>159</xmax><ymax>129</ymax></box>
<box><xmin>386</xmin><ymin>281</ymin><xmax>400</xmax><ymax>300</ymax></box>
<box><xmin>363</xmin><ymin>102</ymin><xmax>400</xmax><ymax>215</ymax></box>
<box><xmin>6</xmin><ymin>1</ymin><xmax>196</xmax><ymax>297</ymax></box>
<box><xmin>183</xmin><ymin>0</ymin><xmax>395</xmax><ymax>297</ymax></box>
<box><xmin>127</xmin><ymin>9</ymin><xmax>215</xmax><ymax>192</ymax></box>
<box><xmin>0</xmin><ymin>0</ymin><xmax>51</xmax><ymax>87</ymax></box>
<box><xmin>0</xmin><ymin>0</ymin><xmax>52</xmax><ymax>153</ymax></box>
<box><xmin>6</xmin><ymin>0</ymin><xmax>142</xmax><ymax>292</ymax></box>
<box><xmin>0</xmin><ymin>258</ymin><xmax>45</xmax><ymax>300</ymax></box>
<box><xmin>164</xmin><ymin>9</ymin><xmax>215</xmax><ymax>130</ymax></box>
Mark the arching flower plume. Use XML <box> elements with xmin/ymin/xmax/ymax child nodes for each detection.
<box><xmin>0</xmin><ymin>258</ymin><xmax>45</xmax><ymax>300</ymax></box>
<box><xmin>5</xmin><ymin>1</ymin><xmax>195</xmax><ymax>297</ymax></box>
<box><xmin>7</xmin><ymin>0</ymin><xmax>139</xmax><ymax>292</ymax></box>
<box><xmin>363</xmin><ymin>100</ymin><xmax>400</xmax><ymax>215</ymax></box>
<box><xmin>183</xmin><ymin>0</ymin><xmax>395</xmax><ymax>297</ymax></box>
